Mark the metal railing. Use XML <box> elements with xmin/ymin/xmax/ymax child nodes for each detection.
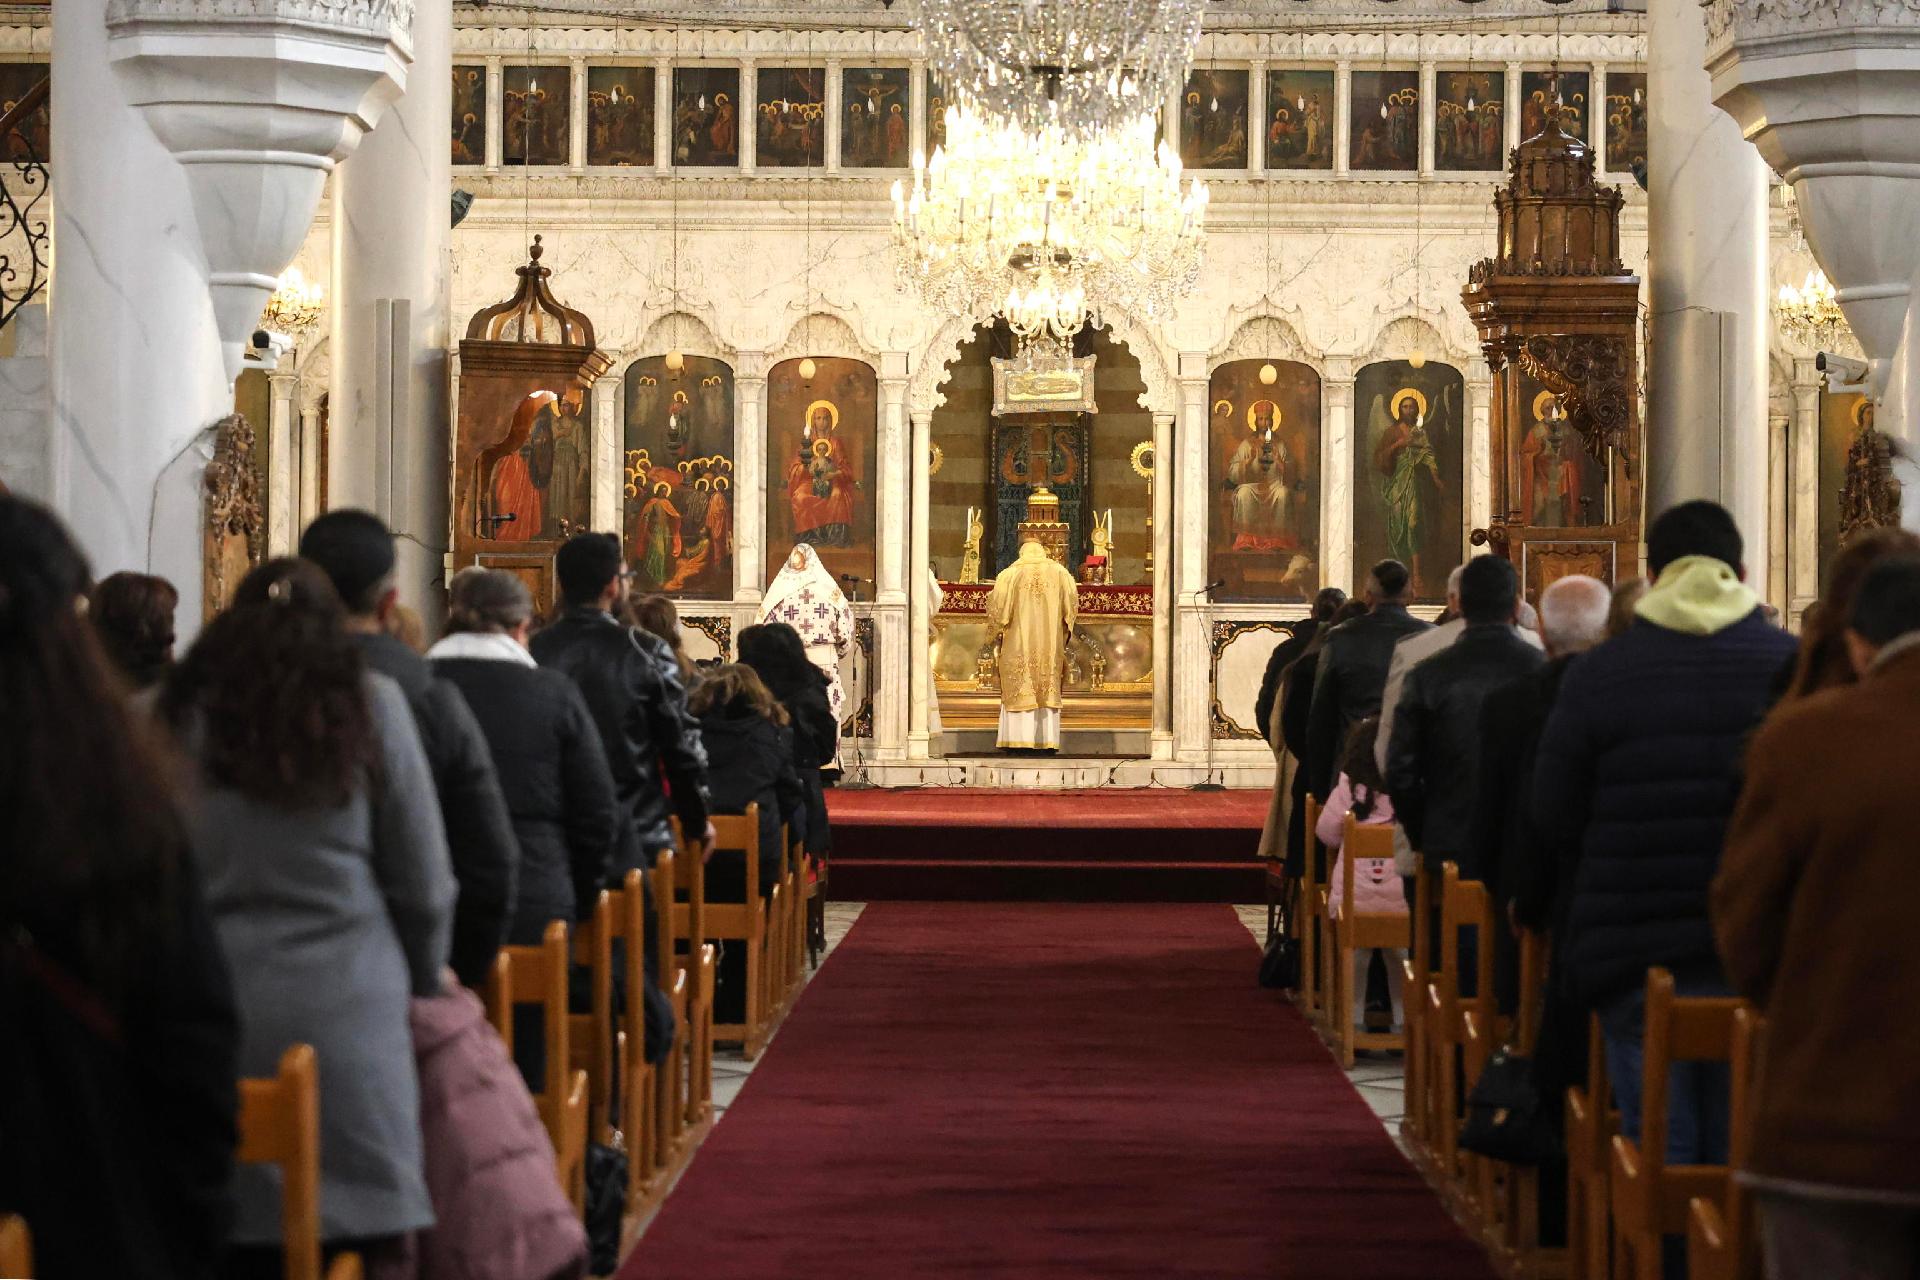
<box><xmin>0</xmin><ymin>74</ymin><xmax>50</xmax><ymax>334</ymax></box>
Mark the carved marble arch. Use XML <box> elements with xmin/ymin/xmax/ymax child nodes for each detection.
<box><xmin>297</xmin><ymin>333</ymin><xmax>330</xmax><ymax>415</ymax></box>
<box><xmin>636</xmin><ymin>309</ymin><xmax>735</xmax><ymax>363</ymax></box>
<box><xmin>911</xmin><ymin>312</ymin><xmax>988</xmax><ymax>412</ymax></box>
<box><xmin>1361</xmin><ymin>313</ymin><xmax>1454</xmax><ymax>368</ymax></box>
<box><xmin>770</xmin><ymin>310</ymin><xmax>878</xmax><ymax>369</ymax></box>
<box><xmin>1100</xmin><ymin>309</ymin><xmax>1177</xmax><ymax>416</ymax></box>
<box><xmin>1210</xmin><ymin>314</ymin><xmax>1316</xmax><ymax>373</ymax></box>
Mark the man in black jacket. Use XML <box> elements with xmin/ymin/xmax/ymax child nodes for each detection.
<box><xmin>1254</xmin><ymin>586</ymin><xmax>1345</xmax><ymax>745</ymax></box>
<box><xmin>533</xmin><ymin>532</ymin><xmax>712</xmax><ymax>871</ymax></box>
<box><xmin>300</xmin><ymin>510</ymin><xmax>518</xmax><ymax>990</ymax></box>
<box><xmin>1305</xmin><ymin>559</ymin><xmax>1431</xmax><ymax>800</ymax></box>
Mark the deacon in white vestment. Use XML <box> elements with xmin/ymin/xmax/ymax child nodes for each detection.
<box><xmin>987</xmin><ymin>540</ymin><xmax>1079</xmax><ymax>752</ymax></box>
<box><xmin>758</xmin><ymin>543</ymin><xmax>854</xmax><ymax>765</ymax></box>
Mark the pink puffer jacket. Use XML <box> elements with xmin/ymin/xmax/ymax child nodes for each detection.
<box><xmin>409</xmin><ymin>983</ymin><xmax>588</xmax><ymax>1280</ymax></box>
<box><xmin>1315</xmin><ymin>774</ymin><xmax>1406</xmax><ymax>919</ymax></box>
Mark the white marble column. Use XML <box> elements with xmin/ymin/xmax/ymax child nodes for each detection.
<box><xmin>739</xmin><ymin>62</ymin><xmax>758</xmax><ymax>175</ymax></box>
<box><xmin>1321</xmin><ymin>359</ymin><xmax>1356</xmax><ymax>593</ymax></box>
<box><xmin>908</xmin><ymin>406</ymin><xmax>935</xmax><ymax>759</ymax></box>
<box><xmin>1149</xmin><ymin>408</ymin><xmax>1176</xmax><ymax>760</ymax></box>
<box><xmin>873</xmin><ymin>352</ymin><xmax>910</xmax><ymax>758</ymax></box>
<box><xmin>1465</xmin><ymin>357</ymin><xmax>1493</xmax><ymax>544</ymax></box>
<box><xmin>484</xmin><ymin>57</ymin><xmax>503</xmax><ymax>173</ymax></box>
<box><xmin>1647</xmin><ymin>0</ymin><xmax>1772</xmax><ymax>586</ymax></box>
<box><xmin>1504</xmin><ymin>62</ymin><xmax>1523</xmax><ymax>154</ymax></box>
<box><xmin>1248</xmin><ymin>60</ymin><xmax>1267</xmax><ymax>174</ymax></box>
<box><xmin>1592</xmin><ymin>63</ymin><xmax>1612</xmax><ymax>176</ymax></box>
<box><xmin>329</xmin><ymin>0</ymin><xmax>452</xmax><ymax>617</ymax></box>
<box><xmin>653</xmin><ymin>58</ymin><xmax>673</xmax><ymax>175</ymax></box>
<box><xmin>1418</xmin><ymin>61</ymin><xmax>1437</xmax><ymax>177</ymax></box>
<box><xmin>1334</xmin><ymin>60</ymin><xmax>1352</xmax><ymax>177</ymax></box>
<box><xmin>568</xmin><ymin>57</ymin><xmax>587</xmax><ymax>174</ymax></box>
<box><xmin>1788</xmin><ymin>357</ymin><xmax>1821</xmax><ymax>626</ymax></box>
<box><xmin>1767</xmin><ymin>405</ymin><xmax>1790</xmax><ymax>612</ymax></box>
<box><xmin>733</xmin><ymin>351</ymin><xmax>769</xmax><ymax>602</ymax></box>
<box><xmin>1172</xmin><ymin>354</ymin><xmax>1210</xmax><ymax>760</ymax></box>
<box><xmin>49</xmin><ymin>0</ymin><xmax>230</xmax><ymax>635</ymax></box>
<box><xmin>266</xmin><ymin>367</ymin><xmax>299</xmax><ymax>556</ymax></box>
<box><xmin>297</xmin><ymin>398</ymin><xmax>324</xmax><ymax>534</ymax></box>
<box><xmin>909</xmin><ymin>61</ymin><xmax>927</xmax><ymax>164</ymax></box>
<box><xmin>824</xmin><ymin>58</ymin><xmax>843</xmax><ymax>175</ymax></box>
<box><xmin>591</xmin><ymin>362</ymin><xmax>621</xmax><ymax>535</ymax></box>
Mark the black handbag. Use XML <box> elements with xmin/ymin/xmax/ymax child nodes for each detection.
<box><xmin>1459</xmin><ymin>1044</ymin><xmax>1561</xmax><ymax>1166</ymax></box>
<box><xmin>1258</xmin><ymin>900</ymin><xmax>1302</xmax><ymax>990</ymax></box>
<box><xmin>583</xmin><ymin>1141</ymin><xmax>628</xmax><ymax>1274</ymax></box>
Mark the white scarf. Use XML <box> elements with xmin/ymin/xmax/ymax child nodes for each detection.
<box><xmin>426</xmin><ymin>630</ymin><xmax>537</xmax><ymax>667</ymax></box>
<box><xmin>758</xmin><ymin>542</ymin><xmax>847</xmax><ymax>621</ymax></box>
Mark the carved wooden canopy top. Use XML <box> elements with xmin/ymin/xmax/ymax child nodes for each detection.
<box><xmin>465</xmin><ymin>235</ymin><xmax>597</xmax><ymax>349</ymax></box>
<box><xmin>1469</xmin><ymin>103</ymin><xmax>1627</xmax><ymax>284</ymax></box>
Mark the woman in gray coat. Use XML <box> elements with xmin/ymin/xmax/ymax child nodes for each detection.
<box><xmin>164</xmin><ymin>559</ymin><xmax>456</xmax><ymax>1270</ymax></box>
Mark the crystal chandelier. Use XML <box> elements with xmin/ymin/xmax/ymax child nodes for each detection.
<box><xmin>259</xmin><ymin>265</ymin><xmax>325</xmax><ymax>340</ymax></box>
<box><xmin>1777</xmin><ymin>268</ymin><xmax>1848</xmax><ymax>350</ymax></box>
<box><xmin>890</xmin><ymin>105</ymin><xmax>1208</xmax><ymax>342</ymax></box>
<box><xmin>920</xmin><ymin>0</ymin><xmax>1203</xmax><ymax>141</ymax></box>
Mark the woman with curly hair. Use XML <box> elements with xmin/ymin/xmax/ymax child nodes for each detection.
<box><xmin>163</xmin><ymin>557</ymin><xmax>455</xmax><ymax>1276</ymax></box>
<box><xmin>88</xmin><ymin>570</ymin><xmax>179</xmax><ymax>691</ymax></box>
<box><xmin>0</xmin><ymin>496</ymin><xmax>238</xmax><ymax>1280</ymax></box>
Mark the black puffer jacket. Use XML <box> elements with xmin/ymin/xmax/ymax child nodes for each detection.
<box><xmin>355</xmin><ymin>632</ymin><xmax>518</xmax><ymax>989</ymax></box>
<box><xmin>1531</xmin><ymin>610</ymin><xmax>1798</xmax><ymax>1008</ymax></box>
<box><xmin>1254</xmin><ymin>620</ymin><xmax>1317</xmax><ymax>746</ymax></box>
<box><xmin>1305</xmin><ymin>603</ymin><xmax>1431</xmax><ymax>798</ymax></box>
<box><xmin>531</xmin><ymin>608</ymin><xmax>709</xmax><ymax>869</ymax></box>
<box><xmin>1385</xmin><ymin>622</ymin><xmax>1545</xmax><ymax>868</ymax></box>
<box><xmin>748</xmin><ymin>662</ymin><xmax>836</xmax><ymax>857</ymax></box>
<box><xmin>697</xmin><ymin>710</ymin><xmax>807</xmax><ymax>896</ymax></box>
<box><xmin>433</xmin><ymin>648</ymin><xmax>620</xmax><ymax>943</ymax></box>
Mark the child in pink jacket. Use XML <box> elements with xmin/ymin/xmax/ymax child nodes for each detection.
<box><xmin>1315</xmin><ymin>716</ymin><xmax>1406</xmax><ymax>1032</ymax></box>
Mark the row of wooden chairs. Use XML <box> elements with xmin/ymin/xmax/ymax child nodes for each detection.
<box><xmin>1395</xmin><ymin>855</ymin><xmax>1769</xmax><ymax>1280</ymax></box>
<box><xmin>1286</xmin><ymin>797</ymin><xmax>1413</xmax><ymax>1066</ymax></box>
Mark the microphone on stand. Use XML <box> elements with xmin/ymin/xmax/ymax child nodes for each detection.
<box><xmin>1199</xmin><ymin>578</ymin><xmax>1227</xmax><ymax>598</ymax></box>
<box><xmin>839</xmin><ymin>573</ymin><xmax>873</xmax><ymax>584</ymax></box>
<box><xmin>1190</xmin><ymin>578</ymin><xmax>1230</xmax><ymax>791</ymax></box>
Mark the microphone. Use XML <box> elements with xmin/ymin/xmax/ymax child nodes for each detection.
<box><xmin>839</xmin><ymin>573</ymin><xmax>872</xmax><ymax>584</ymax></box>
<box><xmin>1200</xmin><ymin>578</ymin><xmax>1227</xmax><ymax>598</ymax></box>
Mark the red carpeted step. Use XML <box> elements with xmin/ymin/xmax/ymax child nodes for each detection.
<box><xmin>621</xmin><ymin>902</ymin><xmax>1497</xmax><ymax>1280</ymax></box>
<box><xmin>823</xmin><ymin>788</ymin><xmax>1270</xmax><ymax>903</ymax></box>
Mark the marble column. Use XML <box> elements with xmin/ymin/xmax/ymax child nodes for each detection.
<box><xmin>266</xmin><ymin>367</ymin><xmax>300</xmax><ymax>556</ymax></box>
<box><xmin>1646</xmin><ymin>0</ymin><xmax>1771</xmax><ymax>585</ymax></box>
<box><xmin>873</xmin><ymin>352</ymin><xmax>910</xmax><ymax>758</ymax></box>
<box><xmin>49</xmin><ymin>0</ymin><xmax>230</xmax><ymax>635</ymax></box>
<box><xmin>1504</xmin><ymin>62</ymin><xmax>1523</xmax><ymax>155</ymax></box>
<box><xmin>733</xmin><ymin>352</ymin><xmax>769</xmax><ymax>604</ymax></box>
<box><xmin>1767</xmin><ymin>405</ymin><xmax>1790</xmax><ymax>613</ymax></box>
<box><xmin>908</xmin><ymin>406</ymin><xmax>935</xmax><ymax>759</ymax></box>
<box><xmin>590</xmin><ymin>362</ymin><xmax>622</xmax><ymax>535</ymax></box>
<box><xmin>1465</xmin><ymin>358</ymin><xmax>1493</xmax><ymax>546</ymax></box>
<box><xmin>739</xmin><ymin>63</ymin><xmax>758</xmax><ymax>175</ymax></box>
<box><xmin>1172</xmin><ymin>354</ymin><xmax>1210</xmax><ymax>760</ymax></box>
<box><xmin>484</xmin><ymin>57</ymin><xmax>503</xmax><ymax>173</ymax></box>
<box><xmin>1321</xmin><ymin>359</ymin><xmax>1356</xmax><ymax>593</ymax></box>
<box><xmin>1149</xmin><ymin>408</ymin><xmax>1176</xmax><ymax>760</ymax></box>
<box><xmin>1788</xmin><ymin>358</ymin><xmax>1821</xmax><ymax>626</ymax></box>
<box><xmin>329</xmin><ymin>0</ymin><xmax>452</xmax><ymax>616</ymax></box>
<box><xmin>1334</xmin><ymin>60</ymin><xmax>1352</xmax><ymax>176</ymax></box>
<box><xmin>1418</xmin><ymin>61</ymin><xmax>1437</xmax><ymax>177</ymax></box>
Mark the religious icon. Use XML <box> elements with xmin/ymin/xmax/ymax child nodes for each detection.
<box><xmin>1522</xmin><ymin>70</ymin><xmax>1589</xmax><ymax>142</ymax></box>
<box><xmin>451</xmin><ymin>65</ymin><xmax>487</xmax><ymax>166</ymax></box>
<box><xmin>1208</xmin><ymin>360</ymin><xmax>1322</xmax><ymax>601</ymax></box>
<box><xmin>503</xmin><ymin>66</ymin><xmax>569</xmax><ymax>166</ymax></box>
<box><xmin>1264</xmin><ymin>70</ymin><xmax>1334</xmax><ymax>171</ymax></box>
<box><xmin>1605</xmin><ymin>73</ymin><xmax>1648</xmax><ymax>174</ymax></box>
<box><xmin>959</xmin><ymin>506</ymin><xmax>985</xmax><ymax>584</ymax></box>
<box><xmin>0</xmin><ymin>63</ymin><xmax>49</xmax><ymax>162</ymax></box>
<box><xmin>672</xmin><ymin>68</ymin><xmax>740</xmax><ymax>167</ymax></box>
<box><xmin>1349</xmin><ymin>71</ymin><xmax>1420</xmax><ymax>171</ymax></box>
<box><xmin>1520</xmin><ymin>391</ymin><xmax>1588</xmax><ymax>527</ymax></box>
<box><xmin>841</xmin><ymin>67</ymin><xmax>910</xmax><ymax>168</ymax></box>
<box><xmin>1356</xmin><ymin>360</ymin><xmax>1465</xmax><ymax>603</ymax></box>
<box><xmin>1179</xmin><ymin>69</ymin><xmax>1250</xmax><ymax>170</ymax></box>
<box><xmin>587</xmin><ymin>67</ymin><xmax>656</xmax><ymax>167</ymax></box>
<box><xmin>757</xmin><ymin>68</ymin><xmax>826</xmax><ymax>168</ymax></box>
<box><xmin>766</xmin><ymin>356</ymin><xmax>877</xmax><ymax>586</ymax></box>
<box><xmin>1435</xmin><ymin>71</ymin><xmax>1504</xmax><ymax>171</ymax></box>
<box><xmin>623</xmin><ymin>354</ymin><xmax>735</xmax><ymax>596</ymax></box>
<box><xmin>488</xmin><ymin>383</ymin><xmax>589</xmax><ymax>542</ymax></box>
<box><xmin>924</xmin><ymin>76</ymin><xmax>950</xmax><ymax>157</ymax></box>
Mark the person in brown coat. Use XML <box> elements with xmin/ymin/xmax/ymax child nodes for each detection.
<box><xmin>1713</xmin><ymin>552</ymin><xmax>1920</xmax><ymax>1280</ymax></box>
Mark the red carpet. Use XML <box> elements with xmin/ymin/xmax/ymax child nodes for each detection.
<box><xmin>824</xmin><ymin>789</ymin><xmax>1269</xmax><ymax>902</ymax></box>
<box><xmin>621</xmin><ymin>902</ymin><xmax>1495</xmax><ymax>1279</ymax></box>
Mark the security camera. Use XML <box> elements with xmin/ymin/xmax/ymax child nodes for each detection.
<box><xmin>250</xmin><ymin>328</ymin><xmax>295</xmax><ymax>365</ymax></box>
<box><xmin>1816</xmin><ymin>351</ymin><xmax>1870</xmax><ymax>390</ymax></box>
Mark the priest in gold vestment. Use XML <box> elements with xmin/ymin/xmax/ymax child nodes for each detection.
<box><xmin>987</xmin><ymin>540</ymin><xmax>1079</xmax><ymax>752</ymax></box>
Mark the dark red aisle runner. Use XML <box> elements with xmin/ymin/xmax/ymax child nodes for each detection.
<box><xmin>621</xmin><ymin>903</ymin><xmax>1495</xmax><ymax>1280</ymax></box>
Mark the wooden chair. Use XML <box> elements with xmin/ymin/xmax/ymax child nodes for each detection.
<box><xmin>1402</xmin><ymin>853</ymin><xmax>1435</xmax><ymax>1156</ymax></box>
<box><xmin>1329</xmin><ymin>817</ymin><xmax>1411</xmax><ymax>1066</ymax></box>
<box><xmin>1426</xmin><ymin>862</ymin><xmax>1495</xmax><ymax>1214</ymax></box>
<box><xmin>567</xmin><ymin>890</ymin><xmax>616</xmax><ymax>1146</ymax></box>
<box><xmin>606</xmin><ymin>869</ymin><xmax>660</xmax><ymax>1212</ymax></box>
<box><xmin>1566</xmin><ymin>1012</ymin><xmax>1616</xmax><ymax>1280</ymax></box>
<box><xmin>0</xmin><ymin>1213</ymin><xmax>31</xmax><ymax>1278</ymax></box>
<box><xmin>485</xmin><ymin>923</ymin><xmax>591</xmax><ymax>1212</ymax></box>
<box><xmin>697</xmin><ymin>807</ymin><xmax>775</xmax><ymax>1057</ymax></box>
<box><xmin>804</xmin><ymin>842</ymin><xmax>828</xmax><ymax>968</ymax></box>
<box><xmin>1608</xmin><ymin>968</ymin><xmax>1745</xmax><ymax>1280</ymax></box>
<box><xmin>238</xmin><ymin>1045</ymin><xmax>361</xmax><ymax>1280</ymax></box>
<box><xmin>1481</xmin><ymin>928</ymin><xmax>1559</xmax><ymax>1278</ymax></box>
<box><xmin>1687</xmin><ymin>1007</ymin><xmax>1767</xmax><ymax>1280</ymax></box>
<box><xmin>665</xmin><ymin>821</ymin><xmax>718</xmax><ymax>1132</ymax></box>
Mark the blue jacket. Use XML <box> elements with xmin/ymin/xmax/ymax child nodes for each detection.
<box><xmin>1530</xmin><ymin>608</ymin><xmax>1796</xmax><ymax>1008</ymax></box>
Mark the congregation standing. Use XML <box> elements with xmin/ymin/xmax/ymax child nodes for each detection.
<box><xmin>0</xmin><ymin>495</ymin><xmax>841</xmax><ymax>1280</ymax></box>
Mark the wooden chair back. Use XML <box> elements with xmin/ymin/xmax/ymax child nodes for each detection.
<box><xmin>660</xmin><ymin>829</ymin><xmax>717</xmax><ymax>1129</ymax></box>
<box><xmin>1330</xmin><ymin>818</ymin><xmax>1410</xmax><ymax>1066</ymax></box>
<box><xmin>1609</xmin><ymin>968</ymin><xmax>1745</xmax><ymax>1280</ymax></box>
<box><xmin>702</xmin><ymin>806</ymin><xmax>775</xmax><ymax>1054</ymax></box>
<box><xmin>667</xmin><ymin>816</ymin><xmax>709</xmax><ymax>971</ymax></box>
<box><xmin>485</xmin><ymin>922</ymin><xmax>590</xmax><ymax>1210</ymax></box>
<box><xmin>1298</xmin><ymin>795</ymin><xmax>1324</xmax><ymax>1022</ymax></box>
<box><xmin>568</xmin><ymin>890</ymin><xmax>615</xmax><ymax>1143</ymax></box>
<box><xmin>0</xmin><ymin>1214</ymin><xmax>28</xmax><ymax>1279</ymax></box>
<box><xmin>1402</xmin><ymin>849</ymin><xmax>1435</xmax><ymax>1155</ymax></box>
<box><xmin>237</xmin><ymin>1045</ymin><xmax>363</xmax><ymax>1280</ymax></box>
<box><xmin>1688</xmin><ymin>1007</ymin><xmax>1767</xmax><ymax>1280</ymax></box>
<box><xmin>1567</xmin><ymin>1013</ymin><xmax>1616</xmax><ymax>1280</ymax></box>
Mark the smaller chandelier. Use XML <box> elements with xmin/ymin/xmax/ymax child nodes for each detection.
<box><xmin>920</xmin><ymin>0</ymin><xmax>1204</xmax><ymax>141</ymax></box>
<box><xmin>1776</xmin><ymin>268</ymin><xmax>1847</xmax><ymax>350</ymax></box>
<box><xmin>260</xmin><ymin>266</ymin><xmax>325</xmax><ymax>340</ymax></box>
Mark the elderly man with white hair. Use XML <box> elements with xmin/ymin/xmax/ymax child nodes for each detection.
<box><xmin>1464</xmin><ymin>572</ymin><xmax>1612</xmax><ymax>1012</ymax></box>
